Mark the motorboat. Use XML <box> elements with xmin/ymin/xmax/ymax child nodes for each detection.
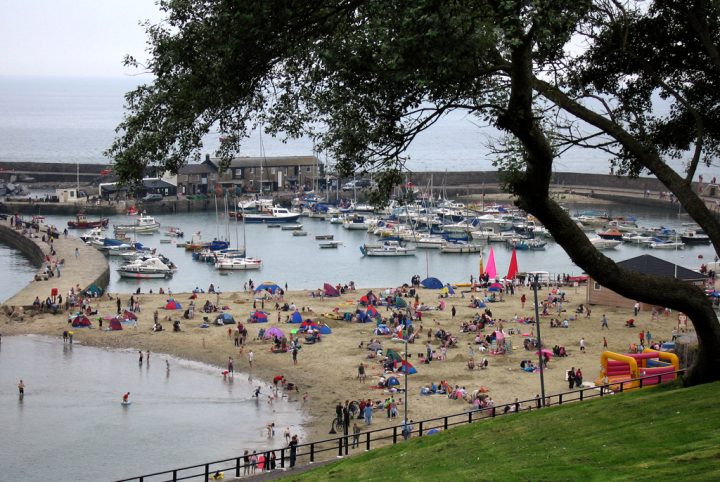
<box><xmin>360</xmin><ymin>241</ymin><xmax>416</xmax><ymax>257</ymax></box>
<box><xmin>680</xmin><ymin>230</ymin><xmax>711</xmax><ymax>245</ymax></box>
<box><xmin>68</xmin><ymin>213</ymin><xmax>109</xmax><ymax>229</ymax></box>
<box><xmin>329</xmin><ymin>215</ymin><xmax>344</xmax><ymax>224</ymax></box>
<box><xmin>589</xmin><ymin>237</ymin><xmax>622</xmax><ymax>249</ymax></box>
<box><xmin>470</xmin><ymin>227</ymin><xmax>497</xmax><ymax>240</ymax></box>
<box><xmin>319</xmin><ymin>241</ymin><xmax>344</xmax><ymax>249</ymax></box>
<box><xmin>117</xmin><ymin>258</ymin><xmax>174</xmax><ymax>278</ymax></box>
<box><xmin>650</xmin><ymin>240</ymin><xmax>686</xmax><ymax>249</ymax></box>
<box><xmin>164</xmin><ymin>227</ymin><xmax>184</xmax><ymax>237</ymax></box>
<box><xmin>242</xmin><ymin>206</ymin><xmax>301</xmax><ymax>223</ymax></box>
<box><xmin>598</xmin><ymin>229</ymin><xmax>624</xmax><ymax>241</ymax></box>
<box><xmin>622</xmin><ymin>232</ymin><xmax>653</xmax><ymax>244</ymax></box>
<box><xmin>80</xmin><ymin>227</ymin><xmax>105</xmax><ymax>244</ymax></box>
<box><xmin>214</xmin><ymin>257</ymin><xmax>262</xmax><ymax>270</ymax></box>
<box><xmin>412</xmin><ymin>236</ymin><xmax>446</xmax><ymax>249</ymax></box>
<box><xmin>343</xmin><ymin>215</ymin><xmax>371</xmax><ymax>230</ymax></box>
<box><xmin>113</xmin><ymin>215</ymin><xmax>161</xmax><ymax>233</ymax></box>
<box><xmin>438</xmin><ymin>241</ymin><xmax>485</xmax><ymax>253</ymax></box>
<box><xmin>292</xmin><ymin>231</ymin><xmax>308</xmax><ymax>236</ymax></box>
<box><xmin>352</xmin><ymin>203</ymin><xmax>375</xmax><ymax>213</ymax></box>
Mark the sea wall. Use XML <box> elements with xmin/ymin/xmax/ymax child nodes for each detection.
<box><xmin>0</xmin><ymin>161</ymin><xmax>106</xmax><ymax>183</ymax></box>
<box><xmin>0</xmin><ymin>217</ymin><xmax>110</xmax><ymax>309</ymax></box>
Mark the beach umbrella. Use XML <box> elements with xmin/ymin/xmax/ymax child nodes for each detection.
<box><xmin>506</xmin><ymin>246</ymin><xmax>518</xmax><ymax>279</ymax></box>
<box><xmin>485</xmin><ymin>246</ymin><xmax>497</xmax><ymax>279</ymax></box>
<box><xmin>264</xmin><ymin>327</ymin><xmax>284</xmax><ymax>339</ymax></box>
<box><xmin>494</xmin><ymin>330</ymin><xmax>505</xmax><ymax>340</ymax></box>
<box><xmin>535</xmin><ymin>349</ymin><xmax>553</xmax><ymax>357</ymax></box>
<box><xmin>488</xmin><ymin>283</ymin><xmax>502</xmax><ymax>292</ymax></box>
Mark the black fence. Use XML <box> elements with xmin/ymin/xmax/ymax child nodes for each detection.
<box><xmin>116</xmin><ymin>369</ymin><xmax>685</xmax><ymax>482</ymax></box>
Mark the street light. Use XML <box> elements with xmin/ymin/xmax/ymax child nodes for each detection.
<box><xmin>532</xmin><ymin>275</ymin><xmax>547</xmax><ymax>407</ymax></box>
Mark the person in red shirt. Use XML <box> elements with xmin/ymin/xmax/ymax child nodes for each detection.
<box><xmin>122</xmin><ymin>392</ymin><xmax>130</xmax><ymax>403</ymax></box>
<box><xmin>521</xmin><ymin>294</ymin><xmax>526</xmax><ymax>309</ymax></box>
<box><xmin>273</xmin><ymin>375</ymin><xmax>284</xmax><ymax>388</ymax></box>
<box><xmin>639</xmin><ymin>332</ymin><xmax>645</xmax><ymax>345</ymax></box>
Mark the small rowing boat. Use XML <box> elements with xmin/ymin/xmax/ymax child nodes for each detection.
<box><xmin>315</xmin><ymin>234</ymin><xmax>334</xmax><ymax>240</ymax></box>
<box><xmin>293</xmin><ymin>231</ymin><xmax>308</xmax><ymax>236</ymax></box>
<box><xmin>282</xmin><ymin>224</ymin><xmax>304</xmax><ymax>230</ymax></box>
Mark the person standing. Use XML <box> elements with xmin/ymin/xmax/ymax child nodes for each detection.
<box><xmin>18</xmin><ymin>380</ymin><xmax>25</xmax><ymax>397</ymax></box>
<box><xmin>248</xmin><ymin>350</ymin><xmax>254</xmax><ymax>368</ymax></box>
<box><xmin>521</xmin><ymin>294</ymin><xmax>526</xmax><ymax>309</ymax></box>
<box><xmin>166</xmin><ymin>359</ymin><xmax>171</xmax><ymax>371</ymax></box>
<box><xmin>451</xmin><ymin>305</ymin><xmax>456</xmax><ymax>320</ymax></box>
<box><xmin>639</xmin><ymin>331</ymin><xmax>645</xmax><ymax>345</ymax></box>
<box><xmin>575</xmin><ymin>368</ymin><xmax>583</xmax><ymax>387</ymax></box>
<box><xmin>358</xmin><ymin>363</ymin><xmax>365</xmax><ymax>383</ymax></box>
<box><xmin>146</xmin><ymin>351</ymin><xmax>150</xmax><ymax>364</ymax></box>
<box><xmin>634</xmin><ymin>302</ymin><xmax>639</xmax><ymax>316</ymax></box>
<box><xmin>352</xmin><ymin>423</ymin><xmax>361</xmax><ymax>448</ymax></box>
<box><xmin>139</xmin><ymin>351</ymin><xmax>144</xmax><ymax>365</ymax></box>
<box><xmin>288</xmin><ymin>435</ymin><xmax>298</xmax><ymax>469</ymax></box>
<box><xmin>603</xmin><ymin>337</ymin><xmax>608</xmax><ymax>349</ymax></box>
<box><xmin>228</xmin><ymin>357</ymin><xmax>234</xmax><ymax>375</ymax></box>
<box><xmin>234</xmin><ymin>330</ymin><xmax>240</xmax><ymax>347</ymax></box>
<box><xmin>580</xmin><ymin>338</ymin><xmax>586</xmax><ymax>353</ymax></box>
<box><xmin>646</xmin><ymin>331</ymin><xmax>652</xmax><ymax>345</ymax></box>
<box><xmin>364</xmin><ymin>402</ymin><xmax>373</xmax><ymax>425</ymax></box>
<box><xmin>284</xmin><ymin>428</ymin><xmax>291</xmax><ymax>443</ymax></box>
<box><xmin>568</xmin><ymin>368</ymin><xmax>575</xmax><ymax>389</ymax></box>
<box><xmin>117</xmin><ymin>297</ymin><xmax>122</xmax><ymax>314</ymax></box>
<box><xmin>426</xmin><ymin>341</ymin><xmax>432</xmax><ymax>361</ymax></box>
<box><xmin>292</xmin><ymin>346</ymin><xmax>298</xmax><ymax>365</ymax></box>
<box><xmin>601</xmin><ymin>315</ymin><xmax>609</xmax><ymax>330</ymax></box>
<box><xmin>68</xmin><ymin>330</ymin><xmax>73</xmax><ymax>344</ymax></box>
<box><xmin>75</xmin><ymin>247</ymin><xmax>79</xmax><ymax>258</ymax></box>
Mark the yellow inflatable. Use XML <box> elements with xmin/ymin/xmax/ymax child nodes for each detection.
<box><xmin>324</xmin><ymin>313</ymin><xmax>345</xmax><ymax>320</ymax></box>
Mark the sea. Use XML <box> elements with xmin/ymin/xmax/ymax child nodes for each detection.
<box><xmin>0</xmin><ymin>335</ymin><xmax>304</xmax><ymax>482</ymax></box>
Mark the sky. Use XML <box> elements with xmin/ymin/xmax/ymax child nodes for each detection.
<box><xmin>0</xmin><ymin>0</ymin><xmax>164</xmax><ymax>77</ymax></box>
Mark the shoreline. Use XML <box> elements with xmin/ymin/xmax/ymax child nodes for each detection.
<box><xmin>1</xmin><ymin>285</ymin><xmax>685</xmax><ymax>447</ymax></box>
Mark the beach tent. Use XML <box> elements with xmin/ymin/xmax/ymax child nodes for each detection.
<box><xmin>440</xmin><ymin>284</ymin><xmax>455</xmax><ymax>295</ymax></box>
<box><xmin>400</xmin><ymin>360</ymin><xmax>417</xmax><ymax>374</ymax></box>
<box><xmin>109</xmin><ymin>318</ymin><xmax>122</xmax><ymax>330</ymax></box>
<box><xmin>264</xmin><ymin>327</ymin><xmax>284</xmax><ymax>339</ymax></box>
<box><xmin>366</xmin><ymin>306</ymin><xmax>379</xmax><ymax>318</ymax></box>
<box><xmin>300</xmin><ymin>320</ymin><xmax>318</xmax><ymax>329</ymax></box>
<box><xmin>250</xmin><ymin>310</ymin><xmax>268</xmax><ymax>323</ymax></box>
<box><xmin>387</xmin><ymin>376</ymin><xmax>401</xmax><ymax>387</ymax></box>
<box><xmin>318</xmin><ymin>324</ymin><xmax>332</xmax><ymax>334</ymax></box>
<box><xmin>373</xmin><ymin>324</ymin><xmax>391</xmax><ymax>335</ymax></box>
<box><xmin>86</xmin><ymin>284</ymin><xmax>103</xmax><ymax>296</ymax></box>
<box><xmin>164</xmin><ymin>299</ymin><xmax>182</xmax><ymax>310</ymax></box>
<box><xmin>71</xmin><ymin>315</ymin><xmax>92</xmax><ymax>327</ymax></box>
<box><xmin>488</xmin><ymin>282</ymin><xmax>503</xmax><ymax>292</ymax></box>
<box><xmin>359</xmin><ymin>292</ymin><xmax>378</xmax><ymax>305</ymax></box>
<box><xmin>323</xmin><ymin>283</ymin><xmax>340</xmax><ymax>297</ymax></box>
<box><xmin>386</xmin><ymin>349</ymin><xmax>402</xmax><ymax>362</ymax></box>
<box><xmin>394</xmin><ymin>296</ymin><xmax>407</xmax><ymax>308</ymax></box>
<box><xmin>254</xmin><ymin>282</ymin><xmax>280</xmax><ymax>294</ymax></box>
<box><xmin>216</xmin><ymin>313</ymin><xmax>236</xmax><ymax>324</ymax></box>
<box><xmin>122</xmin><ymin>310</ymin><xmax>138</xmax><ymax>321</ymax></box>
<box><xmin>494</xmin><ymin>330</ymin><xmax>505</xmax><ymax>340</ymax></box>
<box><xmin>356</xmin><ymin>310</ymin><xmax>368</xmax><ymax>323</ymax></box>
<box><xmin>291</xmin><ymin>311</ymin><xmax>303</xmax><ymax>323</ymax></box>
<box><xmin>420</xmin><ymin>277</ymin><xmax>443</xmax><ymax>289</ymax></box>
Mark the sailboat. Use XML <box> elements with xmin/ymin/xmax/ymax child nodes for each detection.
<box><xmin>215</xmin><ymin>197</ymin><xmax>262</xmax><ymax>270</ymax></box>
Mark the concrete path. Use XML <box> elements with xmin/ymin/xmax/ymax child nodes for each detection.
<box><xmin>0</xmin><ymin>216</ymin><xmax>109</xmax><ymax>308</ymax></box>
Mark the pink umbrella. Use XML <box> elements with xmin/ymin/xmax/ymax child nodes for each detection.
<box><xmin>536</xmin><ymin>349</ymin><xmax>553</xmax><ymax>357</ymax></box>
<box><xmin>494</xmin><ymin>330</ymin><xmax>505</xmax><ymax>340</ymax></box>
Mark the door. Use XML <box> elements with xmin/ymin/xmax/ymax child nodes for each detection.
<box><xmin>277</xmin><ymin>171</ymin><xmax>283</xmax><ymax>189</ymax></box>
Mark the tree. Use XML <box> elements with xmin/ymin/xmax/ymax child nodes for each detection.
<box><xmin>108</xmin><ymin>0</ymin><xmax>720</xmax><ymax>384</ymax></box>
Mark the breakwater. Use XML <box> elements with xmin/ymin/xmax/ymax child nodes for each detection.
<box><xmin>0</xmin><ymin>217</ymin><xmax>110</xmax><ymax>309</ymax></box>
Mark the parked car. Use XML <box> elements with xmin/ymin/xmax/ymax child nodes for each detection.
<box><xmin>141</xmin><ymin>193</ymin><xmax>163</xmax><ymax>202</ymax></box>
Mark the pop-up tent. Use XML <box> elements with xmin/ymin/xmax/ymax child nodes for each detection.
<box><xmin>386</xmin><ymin>349</ymin><xmax>402</xmax><ymax>362</ymax></box>
<box><xmin>109</xmin><ymin>318</ymin><xmax>123</xmax><ymax>330</ymax></box>
<box><xmin>86</xmin><ymin>284</ymin><xmax>103</xmax><ymax>296</ymax></box>
<box><xmin>254</xmin><ymin>282</ymin><xmax>280</xmax><ymax>294</ymax></box>
<box><xmin>165</xmin><ymin>299</ymin><xmax>182</xmax><ymax>310</ymax></box>
<box><xmin>400</xmin><ymin>360</ymin><xmax>417</xmax><ymax>374</ymax></box>
<box><xmin>440</xmin><ymin>284</ymin><xmax>455</xmax><ymax>295</ymax></box>
<box><xmin>394</xmin><ymin>296</ymin><xmax>408</xmax><ymax>308</ymax></box>
<box><xmin>323</xmin><ymin>283</ymin><xmax>340</xmax><ymax>297</ymax></box>
<box><xmin>71</xmin><ymin>315</ymin><xmax>92</xmax><ymax>327</ymax></box>
<box><xmin>122</xmin><ymin>310</ymin><xmax>138</xmax><ymax>321</ymax></box>
<box><xmin>291</xmin><ymin>311</ymin><xmax>303</xmax><ymax>323</ymax></box>
<box><xmin>359</xmin><ymin>292</ymin><xmax>378</xmax><ymax>306</ymax></box>
<box><xmin>216</xmin><ymin>313</ymin><xmax>236</xmax><ymax>324</ymax></box>
<box><xmin>421</xmin><ymin>277</ymin><xmax>443</xmax><ymax>289</ymax></box>
<box><xmin>264</xmin><ymin>327</ymin><xmax>284</xmax><ymax>339</ymax></box>
<box><xmin>373</xmin><ymin>324</ymin><xmax>391</xmax><ymax>335</ymax></box>
<box><xmin>317</xmin><ymin>324</ymin><xmax>332</xmax><ymax>334</ymax></box>
<box><xmin>387</xmin><ymin>376</ymin><xmax>401</xmax><ymax>387</ymax></box>
<box><xmin>249</xmin><ymin>310</ymin><xmax>269</xmax><ymax>323</ymax></box>
<box><xmin>366</xmin><ymin>306</ymin><xmax>379</xmax><ymax>318</ymax></box>
<box><xmin>300</xmin><ymin>320</ymin><xmax>318</xmax><ymax>329</ymax></box>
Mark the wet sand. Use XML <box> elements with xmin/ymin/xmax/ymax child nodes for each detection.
<box><xmin>1</xmin><ymin>285</ymin><xmax>683</xmax><ymax>442</ymax></box>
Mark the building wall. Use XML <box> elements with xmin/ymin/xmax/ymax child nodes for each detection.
<box><xmin>586</xmin><ymin>275</ymin><xmax>706</xmax><ymax>310</ymax></box>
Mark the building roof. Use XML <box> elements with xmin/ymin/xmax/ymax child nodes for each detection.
<box><xmin>222</xmin><ymin>156</ymin><xmax>320</xmax><ymax>168</ymax></box>
<box><xmin>616</xmin><ymin>254</ymin><xmax>707</xmax><ymax>280</ymax></box>
<box><xmin>177</xmin><ymin>160</ymin><xmax>218</xmax><ymax>175</ymax></box>
<box><xmin>143</xmin><ymin>179</ymin><xmax>176</xmax><ymax>189</ymax></box>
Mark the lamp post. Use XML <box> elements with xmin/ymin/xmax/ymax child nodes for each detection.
<box><xmin>533</xmin><ymin>275</ymin><xmax>547</xmax><ymax>407</ymax></box>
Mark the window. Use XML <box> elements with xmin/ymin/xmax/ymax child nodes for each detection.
<box><xmin>225</xmin><ymin>169</ymin><xmax>230</xmax><ymax>175</ymax></box>
<box><xmin>307</xmin><ymin>166</ymin><xmax>311</xmax><ymax>172</ymax></box>
<box><xmin>271</xmin><ymin>168</ymin><xmax>276</xmax><ymax>174</ymax></box>
<box><xmin>183</xmin><ymin>175</ymin><xmax>188</xmax><ymax>181</ymax></box>
<box><xmin>285</xmin><ymin>167</ymin><xmax>288</xmax><ymax>175</ymax></box>
<box><xmin>594</xmin><ymin>282</ymin><xmax>601</xmax><ymax>291</ymax></box>
<box><xmin>210</xmin><ymin>173</ymin><xmax>215</xmax><ymax>180</ymax></box>
<box><xmin>249</xmin><ymin>180</ymin><xmax>254</xmax><ymax>186</ymax></box>
<box><xmin>196</xmin><ymin>175</ymin><xmax>200</xmax><ymax>181</ymax></box>
<box><xmin>250</xmin><ymin>168</ymin><xmax>254</xmax><ymax>174</ymax></box>
<box><xmin>235</xmin><ymin>169</ymin><xmax>242</xmax><ymax>176</ymax></box>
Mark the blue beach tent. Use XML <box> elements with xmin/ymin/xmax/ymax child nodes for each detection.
<box><xmin>421</xmin><ymin>277</ymin><xmax>443</xmax><ymax>289</ymax></box>
<box><xmin>291</xmin><ymin>311</ymin><xmax>303</xmax><ymax>323</ymax></box>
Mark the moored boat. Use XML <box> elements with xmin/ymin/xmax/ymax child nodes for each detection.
<box><xmin>68</xmin><ymin>213</ymin><xmax>109</xmax><ymax>229</ymax></box>
<box><xmin>360</xmin><ymin>240</ymin><xmax>416</xmax><ymax>257</ymax></box>
<box><xmin>113</xmin><ymin>215</ymin><xmax>161</xmax><ymax>233</ymax></box>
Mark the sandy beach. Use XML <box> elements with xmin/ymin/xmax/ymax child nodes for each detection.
<box><xmin>1</xmin><ymin>283</ymin><xmax>684</xmax><ymax>443</ymax></box>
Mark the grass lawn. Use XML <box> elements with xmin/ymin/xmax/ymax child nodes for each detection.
<box><xmin>288</xmin><ymin>380</ymin><xmax>720</xmax><ymax>481</ymax></box>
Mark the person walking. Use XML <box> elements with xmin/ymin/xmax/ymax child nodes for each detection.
<box><xmin>75</xmin><ymin>247</ymin><xmax>79</xmax><ymax>258</ymax></box>
<box><xmin>18</xmin><ymin>380</ymin><xmax>25</xmax><ymax>397</ymax></box>
<box><xmin>117</xmin><ymin>297</ymin><xmax>122</xmax><ymax>314</ymax></box>
<box><xmin>521</xmin><ymin>294</ymin><xmax>526</xmax><ymax>309</ymax></box>
<box><xmin>234</xmin><ymin>330</ymin><xmax>240</xmax><ymax>347</ymax></box>
<box><xmin>603</xmin><ymin>337</ymin><xmax>608</xmax><ymax>349</ymax></box>
<box><xmin>228</xmin><ymin>357</ymin><xmax>234</xmax><ymax>375</ymax></box>
<box><xmin>352</xmin><ymin>423</ymin><xmax>361</xmax><ymax>448</ymax></box>
<box><xmin>68</xmin><ymin>330</ymin><xmax>73</xmax><ymax>344</ymax></box>
<box><xmin>634</xmin><ymin>302</ymin><xmax>639</xmax><ymax>316</ymax></box>
<box><xmin>601</xmin><ymin>315</ymin><xmax>609</xmax><ymax>330</ymax></box>
<box><xmin>580</xmin><ymin>338</ymin><xmax>586</xmax><ymax>353</ymax></box>
<box><xmin>139</xmin><ymin>350</ymin><xmax>144</xmax><ymax>365</ymax></box>
<box><xmin>146</xmin><ymin>350</ymin><xmax>150</xmax><ymax>364</ymax></box>
<box><xmin>358</xmin><ymin>363</ymin><xmax>365</xmax><ymax>383</ymax></box>
<box><xmin>288</xmin><ymin>435</ymin><xmax>298</xmax><ymax>469</ymax></box>
<box><xmin>248</xmin><ymin>350</ymin><xmax>254</xmax><ymax>368</ymax></box>
<box><xmin>363</xmin><ymin>402</ymin><xmax>373</xmax><ymax>425</ymax></box>
<box><xmin>639</xmin><ymin>331</ymin><xmax>645</xmax><ymax>345</ymax></box>
<box><xmin>568</xmin><ymin>368</ymin><xmax>575</xmax><ymax>389</ymax></box>
<box><xmin>426</xmin><ymin>341</ymin><xmax>432</xmax><ymax>361</ymax></box>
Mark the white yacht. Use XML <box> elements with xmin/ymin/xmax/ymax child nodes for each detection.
<box><xmin>589</xmin><ymin>237</ymin><xmax>622</xmax><ymax>249</ymax></box>
<box><xmin>117</xmin><ymin>258</ymin><xmax>174</xmax><ymax>278</ymax></box>
<box><xmin>215</xmin><ymin>257</ymin><xmax>262</xmax><ymax>270</ymax></box>
<box><xmin>113</xmin><ymin>215</ymin><xmax>161</xmax><ymax>233</ymax></box>
<box><xmin>360</xmin><ymin>241</ymin><xmax>416</xmax><ymax>257</ymax></box>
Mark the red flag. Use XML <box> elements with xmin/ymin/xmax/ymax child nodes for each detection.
<box><xmin>506</xmin><ymin>246</ymin><xmax>518</xmax><ymax>279</ymax></box>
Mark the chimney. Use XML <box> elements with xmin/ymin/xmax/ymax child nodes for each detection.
<box><xmin>205</xmin><ymin>153</ymin><xmax>210</xmax><ymax>162</ymax></box>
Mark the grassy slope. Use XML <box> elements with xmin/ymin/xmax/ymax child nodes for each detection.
<box><xmin>288</xmin><ymin>381</ymin><xmax>720</xmax><ymax>482</ymax></box>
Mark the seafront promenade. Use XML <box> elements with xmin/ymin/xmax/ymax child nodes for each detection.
<box><xmin>0</xmin><ymin>216</ymin><xmax>109</xmax><ymax>309</ymax></box>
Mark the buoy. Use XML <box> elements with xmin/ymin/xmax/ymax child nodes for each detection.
<box><xmin>137</xmin><ymin>274</ymin><xmax>141</xmax><ymax>279</ymax></box>
<box><xmin>699</xmin><ymin>254</ymin><xmax>704</xmax><ymax>258</ymax></box>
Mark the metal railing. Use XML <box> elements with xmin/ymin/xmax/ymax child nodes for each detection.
<box><xmin>116</xmin><ymin>369</ymin><xmax>685</xmax><ymax>482</ymax></box>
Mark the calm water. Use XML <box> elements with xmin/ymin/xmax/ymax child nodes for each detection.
<box><xmin>11</xmin><ymin>201</ymin><xmax>710</xmax><ymax>296</ymax></box>
<box><xmin>0</xmin><ymin>243</ymin><xmax>39</xmax><ymax>302</ymax></box>
<box><xmin>0</xmin><ymin>336</ymin><xmax>305</xmax><ymax>482</ymax></box>
<box><xmin>0</xmin><ymin>76</ymin><xmax>708</xmax><ymax>177</ymax></box>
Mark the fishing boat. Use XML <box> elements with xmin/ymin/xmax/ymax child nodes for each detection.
<box><xmin>589</xmin><ymin>237</ymin><xmax>622</xmax><ymax>249</ymax></box>
<box><xmin>242</xmin><ymin>206</ymin><xmax>301</xmax><ymax>223</ymax></box>
<box><xmin>184</xmin><ymin>233</ymin><xmax>230</xmax><ymax>251</ymax></box>
<box><xmin>117</xmin><ymin>258</ymin><xmax>174</xmax><ymax>278</ymax></box>
<box><xmin>320</xmin><ymin>241</ymin><xmax>344</xmax><ymax>248</ymax></box>
<box><xmin>67</xmin><ymin>213</ymin><xmax>109</xmax><ymax>229</ymax></box>
<box><xmin>292</xmin><ymin>231</ymin><xmax>308</xmax><ymax>236</ymax></box>
<box><xmin>438</xmin><ymin>241</ymin><xmax>485</xmax><ymax>253</ymax></box>
<box><xmin>315</xmin><ymin>234</ymin><xmax>334</xmax><ymax>240</ymax></box>
<box><xmin>113</xmin><ymin>215</ymin><xmax>161</xmax><ymax>233</ymax></box>
<box><xmin>281</xmin><ymin>224</ymin><xmax>304</xmax><ymax>230</ymax></box>
<box><xmin>597</xmin><ymin>229</ymin><xmax>624</xmax><ymax>241</ymax></box>
<box><xmin>164</xmin><ymin>227</ymin><xmax>184</xmax><ymax>237</ymax></box>
<box><xmin>360</xmin><ymin>240</ymin><xmax>416</xmax><ymax>257</ymax></box>
<box><xmin>680</xmin><ymin>230</ymin><xmax>711</xmax><ymax>245</ymax></box>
